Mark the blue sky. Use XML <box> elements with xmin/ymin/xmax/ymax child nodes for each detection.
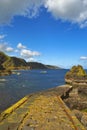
<box><xmin>0</xmin><ymin>0</ymin><xmax>87</xmax><ymax>68</ymax></box>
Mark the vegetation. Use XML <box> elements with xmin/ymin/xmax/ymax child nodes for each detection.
<box><xmin>0</xmin><ymin>64</ymin><xmax>5</xmax><ymax>70</ymax></box>
<box><xmin>3</xmin><ymin>57</ymin><xmax>29</xmax><ymax>70</ymax></box>
<box><xmin>27</xmin><ymin>62</ymin><xmax>47</xmax><ymax>69</ymax></box>
<box><xmin>0</xmin><ymin>51</ymin><xmax>60</xmax><ymax>75</ymax></box>
<box><xmin>46</xmin><ymin>65</ymin><xmax>61</xmax><ymax>69</ymax></box>
<box><xmin>65</xmin><ymin>65</ymin><xmax>87</xmax><ymax>80</ymax></box>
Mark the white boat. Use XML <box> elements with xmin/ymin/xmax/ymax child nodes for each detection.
<box><xmin>0</xmin><ymin>79</ymin><xmax>6</xmax><ymax>82</ymax></box>
<box><xmin>17</xmin><ymin>72</ymin><xmax>21</xmax><ymax>75</ymax></box>
<box><xmin>40</xmin><ymin>71</ymin><xmax>47</xmax><ymax>74</ymax></box>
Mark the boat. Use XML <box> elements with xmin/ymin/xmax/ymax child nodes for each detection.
<box><xmin>17</xmin><ymin>72</ymin><xmax>21</xmax><ymax>75</ymax></box>
<box><xmin>40</xmin><ymin>71</ymin><xmax>47</xmax><ymax>74</ymax></box>
<box><xmin>0</xmin><ymin>79</ymin><xmax>6</xmax><ymax>82</ymax></box>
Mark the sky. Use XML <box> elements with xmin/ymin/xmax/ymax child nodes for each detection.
<box><xmin>0</xmin><ymin>0</ymin><xmax>87</xmax><ymax>68</ymax></box>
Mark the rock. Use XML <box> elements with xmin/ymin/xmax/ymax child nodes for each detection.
<box><xmin>81</xmin><ymin>113</ymin><xmax>87</xmax><ymax>128</ymax></box>
<box><xmin>65</xmin><ymin>65</ymin><xmax>87</xmax><ymax>84</ymax></box>
<box><xmin>73</xmin><ymin>110</ymin><xmax>87</xmax><ymax>129</ymax></box>
<box><xmin>73</xmin><ymin>109</ymin><xmax>83</xmax><ymax>121</ymax></box>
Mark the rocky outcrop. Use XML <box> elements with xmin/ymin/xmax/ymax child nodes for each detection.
<box><xmin>64</xmin><ymin>65</ymin><xmax>87</xmax><ymax>129</ymax></box>
<box><xmin>65</xmin><ymin>65</ymin><xmax>87</xmax><ymax>84</ymax></box>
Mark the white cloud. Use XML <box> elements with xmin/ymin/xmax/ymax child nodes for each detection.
<box><xmin>45</xmin><ymin>0</ymin><xmax>87</xmax><ymax>27</ymax></box>
<box><xmin>6</xmin><ymin>47</ymin><xmax>14</xmax><ymax>52</ymax></box>
<box><xmin>17</xmin><ymin>43</ymin><xmax>26</xmax><ymax>49</ymax></box>
<box><xmin>0</xmin><ymin>0</ymin><xmax>44</xmax><ymax>25</ymax></box>
<box><xmin>1</xmin><ymin>0</ymin><xmax>87</xmax><ymax>27</ymax></box>
<box><xmin>0</xmin><ymin>41</ymin><xmax>41</xmax><ymax>61</ymax></box>
<box><xmin>0</xmin><ymin>43</ymin><xmax>14</xmax><ymax>52</ymax></box>
<box><xmin>80</xmin><ymin>56</ymin><xmax>87</xmax><ymax>60</ymax></box>
<box><xmin>20</xmin><ymin>49</ymin><xmax>40</xmax><ymax>59</ymax></box>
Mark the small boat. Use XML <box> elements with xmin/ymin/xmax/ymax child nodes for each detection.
<box><xmin>17</xmin><ymin>72</ymin><xmax>21</xmax><ymax>75</ymax></box>
<box><xmin>12</xmin><ymin>71</ymin><xmax>21</xmax><ymax>75</ymax></box>
<box><xmin>40</xmin><ymin>71</ymin><xmax>47</xmax><ymax>74</ymax></box>
<box><xmin>0</xmin><ymin>79</ymin><xmax>6</xmax><ymax>82</ymax></box>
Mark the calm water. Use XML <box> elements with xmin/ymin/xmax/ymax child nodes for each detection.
<box><xmin>0</xmin><ymin>69</ymin><xmax>68</xmax><ymax>112</ymax></box>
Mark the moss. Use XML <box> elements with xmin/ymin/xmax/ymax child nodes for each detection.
<box><xmin>82</xmin><ymin>109</ymin><xmax>87</xmax><ymax>113</ymax></box>
<box><xmin>65</xmin><ymin>65</ymin><xmax>87</xmax><ymax>80</ymax></box>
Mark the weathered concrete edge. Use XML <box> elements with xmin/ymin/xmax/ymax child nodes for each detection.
<box><xmin>0</xmin><ymin>84</ymin><xmax>72</xmax><ymax>118</ymax></box>
<box><xmin>0</xmin><ymin>84</ymin><xmax>86</xmax><ymax>129</ymax></box>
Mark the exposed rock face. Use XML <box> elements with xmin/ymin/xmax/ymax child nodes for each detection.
<box><xmin>73</xmin><ymin>110</ymin><xmax>87</xmax><ymax>129</ymax></box>
<box><xmin>64</xmin><ymin>65</ymin><xmax>87</xmax><ymax>109</ymax></box>
<box><xmin>65</xmin><ymin>65</ymin><xmax>87</xmax><ymax>84</ymax></box>
<box><xmin>64</xmin><ymin>65</ymin><xmax>87</xmax><ymax>129</ymax></box>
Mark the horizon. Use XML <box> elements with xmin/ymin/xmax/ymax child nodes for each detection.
<box><xmin>0</xmin><ymin>0</ymin><xmax>87</xmax><ymax>69</ymax></box>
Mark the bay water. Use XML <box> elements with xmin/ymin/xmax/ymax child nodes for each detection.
<box><xmin>0</xmin><ymin>69</ymin><xmax>68</xmax><ymax>112</ymax></box>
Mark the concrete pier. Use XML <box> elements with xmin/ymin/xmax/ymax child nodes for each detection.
<box><xmin>0</xmin><ymin>85</ymin><xmax>85</xmax><ymax>130</ymax></box>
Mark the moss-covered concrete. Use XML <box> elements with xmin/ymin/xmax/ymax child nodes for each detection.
<box><xmin>0</xmin><ymin>85</ymin><xmax>85</xmax><ymax>130</ymax></box>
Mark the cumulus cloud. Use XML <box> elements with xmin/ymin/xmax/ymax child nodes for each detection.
<box><xmin>80</xmin><ymin>56</ymin><xmax>87</xmax><ymax>60</ymax></box>
<box><xmin>20</xmin><ymin>49</ymin><xmax>40</xmax><ymax>59</ymax></box>
<box><xmin>0</xmin><ymin>0</ymin><xmax>44</xmax><ymax>25</ymax></box>
<box><xmin>5</xmin><ymin>47</ymin><xmax>14</xmax><ymax>52</ymax></box>
<box><xmin>0</xmin><ymin>43</ymin><xmax>14</xmax><ymax>52</ymax></box>
<box><xmin>17</xmin><ymin>43</ymin><xmax>41</xmax><ymax>60</ymax></box>
<box><xmin>45</xmin><ymin>0</ymin><xmax>87</xmax><ymax>27</ymax></box>
<box><xmin>17</xmin><ymin>43</ymin><xmax>26</xmax><ymax>49</ymax></box>
<box><xmin>1</xmin><ymin>0</ymin><xmax>87</xmax><ymax>27</ymax></box>
<box><xmin>17</xmin><ymin>42</ymin><xmax>41</xmax><ymax>61</ymax></box>
<box><xmin>0</xmin><ymin>41</ymin><xmax>41</xmax><ymax>61</ymax></box>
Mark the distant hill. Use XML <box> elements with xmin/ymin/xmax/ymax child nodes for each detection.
<box><xmin>0</xmin><ymin>51</ymin><xmax>9</xmax><ymax>64</ymax></box>
<box><xmin>27</xmin><ymin>62</ymin><xmax>60</xmax><ymax>69</ymax></box>
<box><xmin>0</xmin><ymin>52</ymin><xmax>12</xmax><ymax>75</ymax></box>
<box><xmin>3</xmin><ymin>57</ymin><xmax>28</xmax><ymax>70</ymax></box>
<box><xmin>0</xmin><ymin>52</ymin><xmax>29</xmax><ymax>70</ymax></box>
<box><xmin>27</xmin><ymin>62</ymin><xmax>47</xmax><ymax>69</ymax></box>
<box><xmin>46</xmin><ymin>65</ymin><xmax>61</xmax><ymax>69</ymax></box>
<box><xmin>0</xmin><ymin>52</ymin><xmax>61</xmax><ymax>70</ymax></box>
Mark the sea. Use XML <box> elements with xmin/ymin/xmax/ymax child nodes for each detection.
<box><xmin>0</xmin><ymin>69</ymin><xmax>68</xmax><ymax>112</ymax></box>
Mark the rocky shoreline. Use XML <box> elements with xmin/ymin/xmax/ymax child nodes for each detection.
<box><xmin>0</xmin><ymin>64</ymin><xmax>87</xmax><ymax>129</ymax></box>
<box><xmin>64</xmin><ymin>65</ymin><xmax>87</xmax><ymax>129</ymax></box>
